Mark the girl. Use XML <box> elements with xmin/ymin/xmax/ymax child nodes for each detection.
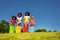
<box><xmin>24</xmin><ymin>11</ymin><xmax>30</xmax><ymax>24</ymax></box>
<box><xmin>16</xmin><ymin>12</ymin><xmax>22</xmax><ymax>33</ymax></box>
<box><xmin>29</xmin><ymin>16</ymin><xmax>35</xmax><ymax>32</ymax></box>
<box><xmin>9</xmin><ymin>16</ymin><xmax>16</xmax><ymax>33</ymax></box>
<box><xmin>11</xmin><ymin>16</ymin><xmax>17</xmax><ymax>26</ymax></box>
<box><xmin>23</xmin><ymin>11</ymin><xmax>30</xmax><ymax>32</ymax></box>
<box><xmin>17</xmin><ymin>12</ymin><xmax>22</xmax><ymax>26</ymax></box>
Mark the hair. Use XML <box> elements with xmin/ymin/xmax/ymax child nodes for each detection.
<box><xmin>12</xmin><ymin>16</ymin><xmax>17</xmax><ymax>20</ymax></box>
<box><xmin>25</xmin><ymin>11</ymin><xmax>30</xmax><ymax>16</ymax></box>
<box><xmin>18</xmin><ymin>12</ymin><xmax>22</xmax><ymax>17</ymax></box>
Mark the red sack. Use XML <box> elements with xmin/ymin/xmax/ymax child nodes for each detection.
<box><xmin>23</xmin><ymin>24</ymin><xmax>28</xmax><ymax>32</ymax></box>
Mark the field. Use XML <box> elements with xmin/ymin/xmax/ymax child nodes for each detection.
<box><xmin>0</xmin><ymin>32</ymin><xmax>60</xmax><ymax>40</ymax></box>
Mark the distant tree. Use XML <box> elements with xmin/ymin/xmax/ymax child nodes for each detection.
<box><xmin>34</xmin><ymin>29</ymin><xmax>41</xmax><ymax>32</ymax></box>
<box><xmin>0</xmin><ymin>20</ymin><xmax>9</xmax><ymax>33</ymax></box>
<box><xmin>48</xmin><ymin>30</ymin><xmax>52</xmax><ymax>32</ymax></box>
<box><xmin>35</xmin><ymin>28</ymin><xmax>47</xmax><ymax>32</ymax></box>
<box><xmin>53</xmin><ymin>30</ymin><xmax>57</xmax><ymax>32</ymax></box>
<box><xmin>40</xmin><ymin>28</ymin><xmax>47</xmax><ymax>32</ymax></box>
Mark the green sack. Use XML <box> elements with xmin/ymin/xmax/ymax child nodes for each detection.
<box><xmin>9</xmin><ymin>25</ymin><xmax>14</xmax><ymax>33</ymax></box>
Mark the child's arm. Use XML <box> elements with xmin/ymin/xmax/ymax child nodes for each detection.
<box><xmin>10</xmin><ymin>20</ymin><xmax>12</xmax><ymax>25</ymax></box>
<box><xmin>29</xmin><ymin>20</ymin><xmax>31</xmax><ymax>25</ymax></box>
<box><xmin>21</xmin><ymin>17</ymin><xmax>23</xmax><ymax>22</ymax></box>
<box><xmin>24</xmin><ymin>17</ymin><xmax>25</xmax><ymax>22</ymax></box>
<box><xmin>14</xmin><ymin>20</ymin><xmax>17</xmax><ymax>26</ymax></box>
<box><xmin>34</xmin><ymin>20</ymin><xmax>35</xmax><ymax>25</ymax></box>
<box><xmin>11</xmin><ymin>20</ymin><xmax>12</xmax><ymax>22</ymax></box>
<box><xmin>29</xmin><ymin>16</ymin><xmax>30</xmax><ymax>21</ymax></box>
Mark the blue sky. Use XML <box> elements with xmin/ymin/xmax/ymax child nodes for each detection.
<box><xmin>0</xmin><ymin>0</ymin><xmax>60</xmax><ymax>32</ymax></box>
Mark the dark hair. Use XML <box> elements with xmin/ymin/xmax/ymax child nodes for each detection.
<box><xmin>18</xmin><ymin>12</ymin><xmax>22</xmax><ymax>17</ymax></box>
<box><xmin>12</xmin><ymin>16</ymin><xmax>17</xmax><ymax>20</ymax></box>
<box><xmin>25</xmin><ymin>11</ymin><xmax>30</xmax><ymax>16</ymax></box>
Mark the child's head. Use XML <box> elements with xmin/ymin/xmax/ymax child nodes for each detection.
<box><xmin>25</xmin><ymin>11</ymin><xmax>30</xmax><ymax>16</ymax></box>
<box><xmin>12</xmin><ymin>16</ymin><xmax>16</xmax><ymax>20</ymax></box>
<box><xmin>32</xmin><ymin>16</ymin><xmax>34</xmax><ymax>19</ymax></box>
<box><xmin>18</xmin><ymin>12</ymin><xmax>22</xmax><ymax>17</ymax></box>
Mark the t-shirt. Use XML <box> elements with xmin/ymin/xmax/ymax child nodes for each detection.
<box><xmin>24</xmin><ymin>16</ymin><xmax>30</xmax><ymax>23</ymax></box>
<box><xmin>30</xmin><ymin>19</ymin><xmax>35</xmax><ymax>26</ymax></box>
<box><xmin>17</xmin><ymin>17</ymin><xmax>22</xmax><ymax>23</ymax></box>
<box><xmin>11</xmin><ymin>20</ymin><xmax>16</xmax><ymax>26</ymax></box>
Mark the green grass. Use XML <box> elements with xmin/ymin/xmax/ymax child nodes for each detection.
<box><xmin>0</xmin><ymin>32</ymin><xmax>60</xmax><ymax>40</ymax></box>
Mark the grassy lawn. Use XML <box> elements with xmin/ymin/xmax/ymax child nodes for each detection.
<box><xmin>0</xmin><ymin>32</ymin><xmax>60</xmax><ymax>40</ymax></box>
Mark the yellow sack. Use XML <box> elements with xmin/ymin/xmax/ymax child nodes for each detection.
<box><xmin>16</xmin><ymin>26</ymin><xmax>22</xmax><ymax>33</ymax></box>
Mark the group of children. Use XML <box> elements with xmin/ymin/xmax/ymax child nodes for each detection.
<box><xmin>9</xmin><ymin>11</ymin><xmax>35</xmax><ymax>33</ymax></box>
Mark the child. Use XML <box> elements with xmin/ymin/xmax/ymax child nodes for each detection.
<box><xmin>9</xmin><ymin>16</ymin><xmax>16</xmax><ymax>33</ymax></box>
<box><xmin>16</xmin><ymin>12</ymin><xmax>22</xmax><ymax>33</ymax></box>
<box><xmin>24</xmin><ymin>11</ymin><xmax>30</xmax><ymax>24</ymax></box>
<box><xmin>29</xmin><ymin>16</ymin><xmax>35</xmax><ymax>32</ymax></box>
<box><xmin>11</xmin><ymin>16</ymin><xmax>17</xmax><ymax>26</ymax></box>
<box><xmin>17</xmin><ymin>12</ymin><xmax>22</xmax><ymax>26</ymax></box>
<box><xmin>23</xmin><ymin>11</ymin><xmax>30</xmax><ymax>32</ymax></box>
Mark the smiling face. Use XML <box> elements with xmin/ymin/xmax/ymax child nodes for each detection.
<box><xmin>18</xmin><ymin>12</ymin><xmax>22</xmax><ymax>17</ymax></box>
<box><xmin>18</xmin><ymin>14</ymin><xmax>21</xmax><ymax>17</ymax></box>
<box><xmin>13</xmin><ymin>17</ymin><xmax>15</xmax><ymax>20</ymax></box>
<box><xmin>26</xmin><ymin>13</ymin><xmax>29</xmax><ymax>16</ymax></box>
<box><xmin>32</xmin><ymin>16</ymin><xmax>34</xmax><ymax>19</ymax></box>
<box><xmin>12</xmin><ymin>16</ymin><xmax>16</xmax><ymax>20</ymax></box>
<box><xmin>25</xmin><ymin>11</ymin><xmax>30</xmax><ymax>16</ymax></box>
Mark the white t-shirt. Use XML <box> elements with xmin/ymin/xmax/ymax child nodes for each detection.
<box><xmin>17</xmin><ymin>17</ymin><xmax>22</xmax><ymax>23</ymax></box>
